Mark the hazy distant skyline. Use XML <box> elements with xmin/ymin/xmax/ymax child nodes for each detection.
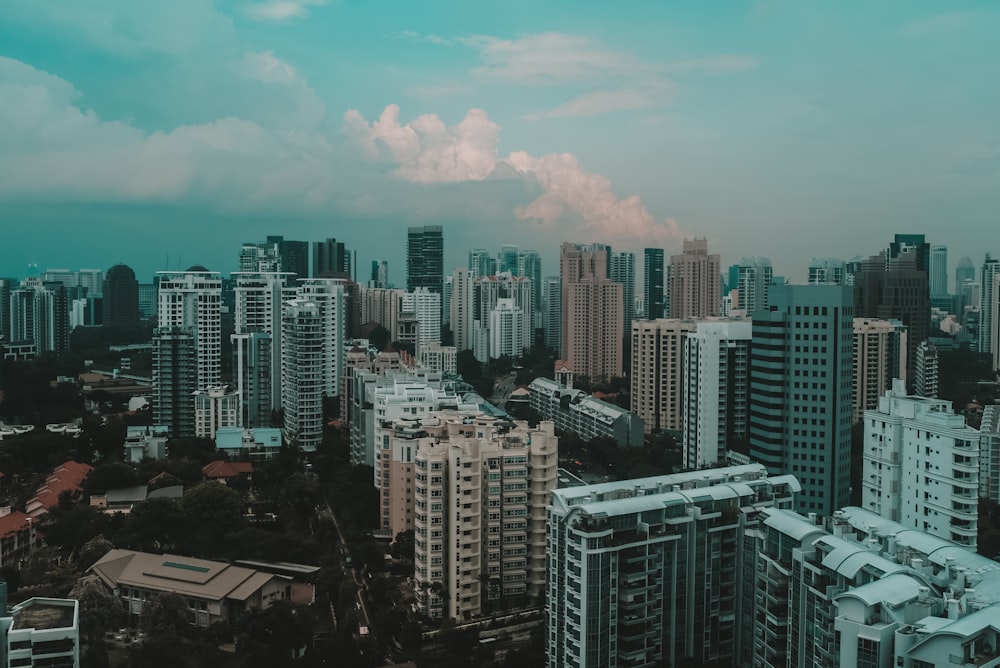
<box><xmin>1</xmin><ymin>1</ymin><xmax>998</xmax><ymax>282</ymax></box>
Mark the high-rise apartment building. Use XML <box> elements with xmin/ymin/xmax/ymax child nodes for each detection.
<box><xmin>981</xmin><ymin>255</ymin><xmax>1000</xmax><ymax>359</ymax></box>
<box><xmin>914</xmin><ymin>338</ymin><xmax>940</xmax><ymax>398</ymax></box>
<box><xmin>40</xmin><ymin>268</ymin><xmax>103</xmax><ymax>296</ymax></box>
<box><xmin>807</xmin><ymin>256</ymin><xmax>846</xmax><ymax>285</ymax></box>
<box><xmin>497</xmin><ymin>245</ymin><xmax>519</xmax><ymax>274</ymax></box>
<box><xmin>281</xmin><ymin>297</ymin><xmax>325</xmax><ymax>451</ymax></box>
<box><xmin>369</xmin><ymin>259</ymin><xmax>389</xmax><ymax>288</ymax></box>
<box><xmin>980</xmin><ymin>404</ymin><xmax>1000</xmax><ymax>504</ymax></box>
<box><xmin>468</xmin><ymin>248</ymin><xmax>496</xmax><ymax>278</ymax></box>
<box><xmin>407</xmin><ymin>225</ymin><xmax>444</xmax><ymax>295</ymax></box>
<box><xmin>631</xmin><ymin>318</ymin><xmax>697</xmax><ymax>434</ymax></box>
<box><xmin>542</xmin><ymin>276</ymin><xmax>560</xmax><ymax>351</ymax></box>
<box><xmin>152</xmin><ymin>327</ymin><xmax>197</xmax><ymax>436</ymax></box>
<box><xmin>682</xmin><ymin>318</ymin><xmax>752</xmax><ymax>468</ymax></box>
<box><xmin>734</xmin><ymin>256</ymin><xmax>773</xmax><ymax>312</ymax></box>
<box><xmin>855</xmin><ymin>236</ymin><xmax>931</xmax><ymax>387</ymax></box>
<box><xmin>413</xmin><ymin>416</ymin><xmax>557</xmax><ymax>621</ymax></box>
<box><xmin>193</xmin><ymin>385</ymin><xmax>240</xmax><ymax>438</ymax></box>
<box><xmin>448</xmin><ymin>268</ymin><xmax>474</xmax><ymax>351</ymax></box>
<box><xmin>852</xmin><ymin>317</ymin><xmax>908</xmax><ymax>423</ymax></box>
<box><xmin>862</xmin><ymin>379</ymin><xmax>979</xmax><ymax>548</ymax></box>
<box><xmin>517</xmin><ymin>249</ymin><xmax>542</xmax><ymax>332</ymax></box>
<box><xmin>487</xmin><ymin>298</ymin><xmax>526</xmax><ymax>359</ymax></box>
<box><xmin>101</xmin><ymin>264</ymin><xmax>139</xmax><ymax>326</ymax></box>
<box><xmin>471</xmin><ymin>273</ymin><xmax>533</xmax><ymax>360</ymax></box>
<box><xmin>238</xmin><ymin>239</ymin><xmax>282</xmax><ymax>273</ymax></box>
<box><xmin>359</xmin><ymin>286</ymin><xmax>406</xmax><ymax>336</ymax></box>
<box><xmin>232</xmin><ymin>272</ymin><xmax>293</xmax><ymax>424</ymax></box>
<box><xmin>643</xmin><ymin>248</ymin><xmax>665</xmax><ymax>320</ymax></box>
<box><xmin>748</xmin><ymin>284</ymin><xmax>854</xmax><ymax>515</ymax></box>
<box><xmin>956</xmin><ymin>256</ymin><xmax>976</xmax><ymax>293</ymax></box>
<box><xmin>930</xmin><ymin>244</ymin><xmax>948</xmax><ymax>296</ymax></box>
<box><xmin>8</xmin><ymin>278</ymin><xmax>69</xmax><ymax>356</ymax></box>
<box><xmin>609</xmin><ymin>251</ymin><xmax>636</xmax><ymax>331</ymax></box>
<box><xmin>312</xmin><ymin>237</ymin><xmax>351</xmax><ymax>277</ymax></box>
<box><xmin>669</xmin><ymin>238</ymin><xmax>720</xmax><ymax>319</ymax></box>
<box><xmin>155</xmin><ymin>270</ymin><xmax>222</xmax><ymax>392</ymax></box>
<box><xmin>546</xmin><ymin>464</ymin><xmax>799</xmax><ymax>668</ymax></box>
<box><xmin>560</xmin><ymin>243</ymin><xmax>624</xmax><ymax>382</ymax></box>
<box><xmin>401</xmin><ymin>287</ymin><xmax>442</xmax><ymax>349</ymax></box>
<box><xmin>294</xmin><ymin>279</ymin><xmax>346</xmax><ymax>401</ymax></box>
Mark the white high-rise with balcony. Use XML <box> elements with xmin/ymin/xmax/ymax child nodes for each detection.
<box><xmin>862</xmin><ymin>379</ymin><xmax>980</xmax><ymax>548</ymax></box>
<box><xmin>156</xmin><ymin>270</ymin><xmax>222</xmax><ymax>392</ymax></box>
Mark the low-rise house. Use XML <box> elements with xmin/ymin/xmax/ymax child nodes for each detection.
<box><xmin>0</xmin><ymin>507</ymin><xmax>36</xmax><ymax>568</ymax></box>
<box><xmin>89</xmin><ymin>485</ymin><xmax>184</xmax><ymax>515</ymax></box>
<box><xmin>123</xmin><ymin>425</ymin><xmax>169</xmax><ymax>463</ymax></box>
<box><xmin>202</xmin><ymin>461</ymin><xmax>254</xmax><ymax>485</ymax></box>
<box><xmin>89</xmin><ymin>549</ymin><xmax>290</xmax><ymax>627</ymax></box>
<box><xmin>25</xmin><ymin>461</ymin><xmax>93</xmax><ymax>521</ymax></box>
<box><xmin>214</xmin><ymin>427</ymin><xmax>282</xmax><ymax>462</ymax></box>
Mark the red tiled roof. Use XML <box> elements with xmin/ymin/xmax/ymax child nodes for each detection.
<box><xmin>202</xmin><ymin>461</ymin><xmax>254</xmax><ymax>479</ymax></box>
<box><xmin>0</xmin><ymin>510</ymin><xmax>32</xmax><ymax>539</ymax></box>
<box><xmin>26</xmin><ymin>460</ymin><xmax>93</xmax><ymax>518</ymax></box>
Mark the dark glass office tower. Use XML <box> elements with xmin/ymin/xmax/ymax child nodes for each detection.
<box><xmin>407</xmin><ymin>225</ymin><xmax>444</xmax><ymax>294</ymax></box>
<box><xmin>643</xmin><ymin>248</ymin><xmax>664</xmax><ymax>319</ymax></box>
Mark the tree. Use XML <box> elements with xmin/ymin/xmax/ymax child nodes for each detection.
<box><xmin>79</xmin><ymin>534</ymin><xmax>114</xmax><ymax>570</ymax></box>
<box><xmin>69</xmin><ymin>575</ymin><xmax>126</xmax><ymax>645</ymax></box>
<box><xmin>142</xmin><ymin>592</ymin><xmax>191</xmax><ymax>637</ymax></box>
<box><xmin>180</xmin><ymin>482</ymin><xmax>246</xmax><ymax>557</ymax></box>
<box><xmin>390</xmin><ymin>530</ymin><xmax>415</xmax><ymax>561</ymax></box>
<box><xmin>235</xmin><ymin>600</ymin><xmax>314</xmax><ymax>668</ymax></box>
<box><xmin>114</xmin><ymin>497</ymin><xmax>187</xmax><ymax>552</ymax></box>
<box><xmin>85</xmin><ymin>462</ymin><xmax>139</xmax><ymax>495</ymax></box>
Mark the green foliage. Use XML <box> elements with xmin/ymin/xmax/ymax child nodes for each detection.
<box><xmin>235</xmin><ymin>600</ymin><xmax>315</xmax><ymax>668</ymax></box>
<box><xmin>114</xmin><ymin>497</ymin><xmax>187</xmax><ymax>552</ymax></box>
<box><xmin>85</xmin><ymin>462</ymin><xmax>139</xmax><ymax>495</ymax></box>
<box><xmin>39</xmin><ymin>503</ymin><xmax>115</xmax><ymax>556</ymax></box>
<box><xmin>78</xmin><ymin>534</ymin><xmax>115</xmax><ymax>570</ymax></box>
<box><xmin>166</xmin><ymin>437</ymin><xmax>218</xmax><ymax>465</ymax></box>
<box><xmin>142</xmin><ymin>592</ymin><xmax>191</xmax><ymax>637</ymax></box>
<box><xmin>180</xmin><ymin>482</ymin><xmax>246</xmax><ymax>557</ymax></box>
<box><xmin>69</xmin><ymin>574</ymin><xmax>126</xmax><ymax>644</ymax></box>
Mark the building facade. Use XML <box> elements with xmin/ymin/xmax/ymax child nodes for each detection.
<box><xmin>748</xmin><ymin>284</ymin><xmax>854</xmax><ymax>516</ymax></box>
<box><xmin>643</xmin><ymin>248</ymin><xmax>665</xmax><ymax>320</ymax></box>
<box><xmin>407</xmin><ymin>225</ymin><xmax>444</xmax><ymax>296</ymax></box>
<box><xmin>669</xmin><ymin>238</ymin><xmax>720</xmax><ymax>319</ymax></box>
<box><xmin>630</xmin><ymin>318</ymin><xmax>698</xmax><ymax>434</ymax></box>
<box><xmin>529</xmin><ymin>377</ymin><xmax>644</xmax><ymax>447</ymax></box>
<box><xmin>682</xmin><ymin>318</ymin><xmax>752</xmax><ymax>468</ymax></box>
<box><xmin>193</xmin><ymin>385</ymin><xmax>241</xmax><ymax>439</ymax></box>
<box><xmin>560</xmin><ymin>243</ymin><xmax>624</xmax><ymax>382</ymax></box>
<box><xmin>853</xmin><ymin>317</ymin><xmax>908</xmax><ymax>423</ymax></box>
<box><xmin>862</xmin><ymin>380</ymin><xmax>979</xmax><ymax>548</ymax></box>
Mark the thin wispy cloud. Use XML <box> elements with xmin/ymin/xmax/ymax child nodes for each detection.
<box><xmin>524</xmin><ymin>88</ymin><xmax>667</xmax><ymax>120</ymax></box>
<box><xmin>245</xmin><ymin>0</ymin><xmax>326</xmax><ymax>23</ymax></box>
<box><xmin>900</xmin><ymin>11</ymin><xmax>980</xmax><ymax>37</ymax></box>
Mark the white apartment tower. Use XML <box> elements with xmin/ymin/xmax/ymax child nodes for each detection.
<box><xmin>156</xmin><ymin>270</ymin><xmax>222</xmax><ymax>391</ymax></box>
<box><xmin>401</xmin><ymin>287</ymin><xmax>442</xmax><ymax>349</ymax></box>
<box><xmin>862</xmin><ymin>379</ymin><xmax>980</xmax><ymax>548</ymax></box>
<box><xmin>735</xmin><ymin>256</ymin><xmax>773</xmax><ymax>312</ymax></box>
<box><xmin>682</xmin><ymin>318</ymin><xmax>752</xmax><ymax>468</ymax></box>
<box><xmin>979</xmin><ymin>254</ymin><xmax>1000</xmax><ymax>361</ymax></box>
<box><xmin>194</xmin><ymin>385</ymin><xmax>241</xmax><ymax>438</ymax></box>
<box><xmin>448</xmin><ymin>267</ymin><xmax>474</xmax><ymax>351</ymax></box>
<box><xmin>487</xmin><ymin>298</ymin><xmax>526</xmax><ymax>360</ymax></box>
<box><xmin>233</xmin><ymin>272</ymin><xmax>293</xmax><ymax>423</ymax></box>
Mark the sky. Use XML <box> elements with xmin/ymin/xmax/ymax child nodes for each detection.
<box><xmin>1</xmin><ymin>0</ymin><xmax>998</xmax><ymax>289</ymax></box>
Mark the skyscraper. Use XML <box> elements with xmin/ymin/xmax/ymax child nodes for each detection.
<box><xmin>609</xmin><ymin>250</ymin><xmax>636</xmax><ymax>331</ymax></box>
<box><xmin>154</xmin><ymin>269</ymin><xmax>222</xmax><ymax>436</ymax></box>
<box><xmin>630</xmin><ymin>318</ymin><xmax>697</xmax><ymax>433</ymax></box>
<box><xmin>271</xmin><ymin>236</ymin><xmax>309</xmax><ymax>281</ymax></box>
<box><xmin>313</xmin><ymin>237</ymin><xmax>351</xmax><ymax>277</ymax></box>
<box><xmin>852</xmin><ymin>317</ymin><xmax>907</xmax><ymax>423</ymax></box>
<box><xmin>448</xmin><ymin>268</ymin><xmax>474</xmax><ymax>351</ymax></box>
<box><xmin>369</xmin><ymin>260</ymin><xmax>388</xmax><ymax>288</ymax></box>
<box><xmin>238</xmin><ymin>239</ymin><xmax>282</xmax><ymax>273</ymax></box>
<box><xmin>517</xmin><ymin>249</ymin><xmax>542</xmax><ymax>333</ymax></box>
<box><xmin>542</xmin><ymin>276</ymin><xmax>560</xmax><ymax>351</ymax></box>
<box><xmin>748</xmin><ymin>284</ymin><xmax>854</xmax><ymax>515</ymax></box>
<box><xmin>102</xmin><ymin>264</ymin><xmax>139</xmax><ymax>327</ymax></box>
<box><xmin>8</xmin><ymin>278</ymin><xmax>69</xmax><ymax>356</ymax></box>
<box><xmin>232</xmin><ymin>272</ymin><xmax>293</xmax><ymax>425</ymax></box>
<box><xmin>956</xmin><ymin>256</ymin><xmax>976</xmax><ymax>292</ymax></box>
<box><xmin>643</xmin><ymin>248</ymin><xmax>665</xmax><ymax>320</ymax></box>
<box><xmin>401</xmin><ymin>287</ymin><xmax>442</xmax><ymax>350</ymax></box>
<box><xmin>669</xmin><ymin>238</ymin><xmax>720</xmax><ymax>319</ymax></box>
<box><xmin>468</xmin><ymin>248</ymin><xmax>496</xmax><ymax>278</ymax></box>
<box><xmin>682</xmin><ymin>318</ymin><xmax>752</xmax><ymax>468</ymax></box>
<box><xmin>407</xmin><ymin>225</ymin><xmax>444</xmax><ymax>295</ymax></box>
<box><xmin>734</xmin><ymin>256</ymin><xmax>773</xmax><ymax>312</ymax></box>
<box><xmin>930</xmin><ymin>244</ymin><xmax>948</xmax><ymax>297</ymax></box>
<box><xmin>807</xmin><ymin>257</ymin><xmax>846</xmax><ymax>285</ymax></box>
<box><xmin>497</xmin><ymin>245</ymin><xmax>519</xmax><ymax>274</ymax></box>
<box><xmin>980</xmin><ymin>254</ymin><xmax>1000</xmax><ymax>362</ymax></box>
<box><xmin>560</xmin><ymin>243</ymin><xmax>623</xmax><ymax>382</ymax></box>
<box><xmin>281</xmin><ymin>297</ymin><xmax>325</xmax><ymax>451</ymax></box>
<box><xmin>855</xmin><ymin>235</ymin><xmax>930</xmax><ymax>387</ymax></box>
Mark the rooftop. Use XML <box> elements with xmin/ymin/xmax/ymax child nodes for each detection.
<box><xmin>11</xmin><ymin>598</ymin><xmax>77</xmax><ymax>631</ymax></box>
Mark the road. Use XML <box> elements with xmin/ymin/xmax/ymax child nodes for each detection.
<box><xmin>492</xmin><ymin>372</ymin><xmax>518</xmax><ymax>408</ymax></box>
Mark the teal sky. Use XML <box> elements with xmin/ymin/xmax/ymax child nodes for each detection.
<box><xmin>1</xmin><ymin>0</ymin><xmax>998</xmax><ymax>285</ymax></box>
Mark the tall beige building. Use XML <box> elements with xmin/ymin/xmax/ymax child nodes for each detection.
<box><xmin>631</xmin><ymin>318</ymin><xmax>698</xmax><ymax>433</ymax></box>
<box><xmin>559</xmin><ymin>242</ymin><xmax>624</xmax><ymax>382</ymax></box>
<box><xmin>670</xmin><ymin>238</ymin><xmax>721</xmax><ymax>319</ymax></box>
<box><xmin>853</xmin><ymin>317</ymin><xmax>908</xmax><ymax>423</ymax></box>
<box><xmin>410</xmin><ymin>415</ymin><xmax>558</xmax><ymax>621</ymax></box>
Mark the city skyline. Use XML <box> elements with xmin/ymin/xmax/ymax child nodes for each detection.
<box><xmin>1</xmin><ymin>2</ymin><xmax>998</xmax><ymax>282</ymax></box>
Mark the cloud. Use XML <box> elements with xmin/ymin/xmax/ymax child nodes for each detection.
<box><xmin>245</xmin><ymin>0</ymin><xmax>326</xmax><ymax>22</ymax></box>
<box><xmin>344</xmin><ymin>104</ymin><xmax>687</xmax><ymax>246</ymax></box>
<box><xmin>900</xmin><ymin>12</ymin><xmax>979</xmax><ymax>37</ymax></box>
<box><xmin>664</xmin><ymin>55</ymin><xmax>758</xmax><ymax>75</ymax></box>
<box><xmin>237</xmin><ymin>51</ymin><xmax>300</xmax><ymax>85</ymax></box>
<box><xmin>459</xmin><ymin>32</ymin><xmax>646</xmax><ymax>85</ymax></box>
<box><xmin>525</xmin><ymin>88</ymin><xmax>668</xmax><ymax>120</ymax></box>
<box><xmin>395</xmin><ymin>30</ymin><xmax>454</xmax><ymax>46</ymax></box>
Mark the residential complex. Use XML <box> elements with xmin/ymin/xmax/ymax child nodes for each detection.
<box><xmin>981</xmin><ymin>404</ymin><xmax>1000</xmax><ymax>504</ymax></box>
<box><xmin>862</xmin><ymin>380</ymin><xmax>980</xmax><ymax>547</ymax></box>
<box><xmin>412</xmin><ymin>417</ymin><xmax>557</xmax><ymax>620</ymax></box>
<box><xmin>529</xmin><ymin>377</ymin><xmax>643</xmax><ymax>447</ymax></box>
<box><xmin>669</xmin><ymin>238</ymin><xmax>720</xmax><ymax>319</ymax></box>
<box><xmin>852</xmin><ymin>317</ymin><xmax>908</xmax><ymax>423</ymax></box>
<box><xmin>560</xmin><ymin>242</ymin><xmax>624</xmax><ymax>382</ymax></box>
<box><xmin>630</xmin><ymin>318</ymin><xmax>698</xmax><ymax>433</ymax></box>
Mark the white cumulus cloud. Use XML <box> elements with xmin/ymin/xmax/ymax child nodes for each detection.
<box><xmin>344</xmin><ymin>104</ymin><xmax>686</xmax><ymax>245</ymax></box>
<box><xmin>245</xmin><ymin>0</ymin><xmax>326</xmax><ymax>22</ymax></box>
